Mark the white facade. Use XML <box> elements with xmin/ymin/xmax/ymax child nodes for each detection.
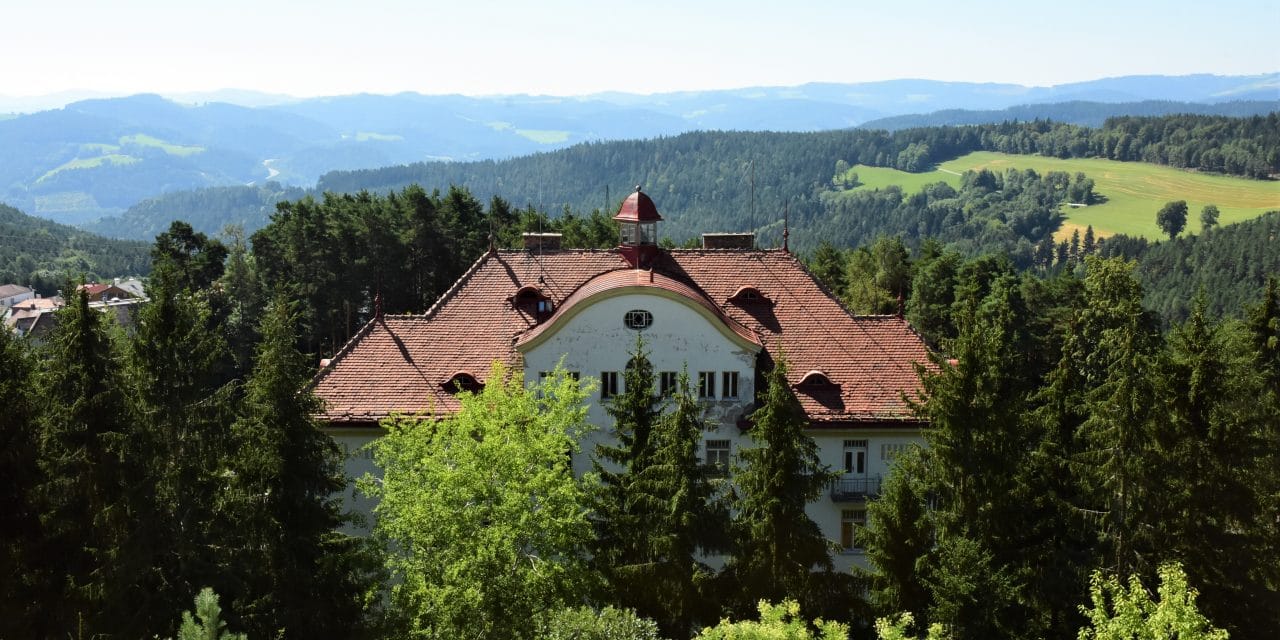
<box><xmin>519</xmin><ymin>290</ymin><xmax>759</xmax><ymax>477</ymax></box>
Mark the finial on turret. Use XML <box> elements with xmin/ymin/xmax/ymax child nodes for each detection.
<box><xmin>635</xmin><ymin>184</ymin><xmax>642</xmax><ymax>193</ymax></box>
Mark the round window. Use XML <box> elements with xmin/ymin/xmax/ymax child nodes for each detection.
<box><xmin>624</xmin><ymin>309</ymin><xmax>653</xmax><ymax>330</ymax></box>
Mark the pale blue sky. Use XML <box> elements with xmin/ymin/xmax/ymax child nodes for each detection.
<box><xmin>2</xmin><ymin>0</ymin><xmax>1277</xmax><ymax>98</ymax></box>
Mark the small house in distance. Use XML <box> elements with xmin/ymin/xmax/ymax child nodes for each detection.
<box><xmin>311</xmin><ymin>188</ymin><xmax>934</xmax><ymax>571</ymax></box>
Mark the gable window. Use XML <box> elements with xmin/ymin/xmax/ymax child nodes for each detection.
<box><xmin>840</xmin><ymin>507</ymin><xmax>867</xmax><ymax>552</ymax></box>
<box><xmin>601</xmin><ymin>371</ymin><xmax>619</xmax><ymax>399</ymax></box>
<box><xmin>843</xmin><ymin>439</ymin><xmax>868</xmax><ymax>475</ymax></box>
<box><xmin>705</xmin><ymin>439</ymin><xmax>731</xmax><ymax>474</ymax></box>
<box><xmin>659</xmin><ymin>371</ymin><xmax>679</xmax><ymax>396</ymax></box>
<box><xmin>697</xmin><ymin>371</ymin><xmax>716</xmax><ymax>398</ymax></box>
<box><xmin>722</xmin><ymin>371</ymin><xmax>739</xmax><ymax>399</ymax></box>
<box><xmin>624</xmin><ymin>309</ymin><xmax>653</xmax><ymax>330</ymax></box>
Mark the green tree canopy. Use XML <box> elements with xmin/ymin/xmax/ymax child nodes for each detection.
<box><xmin>368</xmin><ymin>363</ymin><xmax>597</xmax><ymax>639</ymax></box>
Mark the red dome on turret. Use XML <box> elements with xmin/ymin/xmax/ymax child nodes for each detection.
<box><xmin>613</xmin><ymin>186</ymin><xmax>663</xmax><ymax>222</ymax></box>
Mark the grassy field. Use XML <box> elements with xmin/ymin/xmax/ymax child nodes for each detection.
<box><xmin>119</xmin><ymin>133</ymin><xmax>204</xmax><ymax>156</ymax></box>
<box><xmin>37</xmin><ymin>154</ymin><xmax>140</xmax><ymax>183</ymax></box>
<box><xmin>839</xmin><ymin>152</ymin><xmax>1280</xmax><ymax>240</ymax></box>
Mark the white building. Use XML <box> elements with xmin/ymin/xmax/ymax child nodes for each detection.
<box><xmin>312</xmin><ymin>189</ymin><xmax>933</xmax><ymax>571</ymax></box>
<box><xmin>0</xmin><ymin>284</ymin><xmax>35</xmax><ymax>310</ymax></box>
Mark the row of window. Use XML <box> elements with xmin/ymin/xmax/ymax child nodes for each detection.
<box><xmin>598</xmin><ymin>370</ymin><xmax>741</xmax><ymax>400</ymax></box>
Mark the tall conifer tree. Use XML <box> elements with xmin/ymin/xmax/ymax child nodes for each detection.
<box><xmin>223</xmin><ymin>297</ymin><xmax>374</xmax><ymax>638</ymax></box>
<box><xmin>724</xmin><ymin>354</ymin><xmax>833</xmax><ymax>615</ymax></box>
<box><xmin>0</xmin><ymin>327</ymin><xmax>43</xmax><ymax>638</ymax></box>
<box><xmin>35</xmin><ymin>289</ymin><xmax>148</xmax><ymax>637</ymax></box>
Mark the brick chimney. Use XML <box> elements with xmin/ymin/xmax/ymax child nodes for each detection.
<box><xmin>522</xmin><ymin>233</ymin><xmax>563</xmax><ymax>251</ymax></box>
<box><xmin>702</xmin><ymin>233</ymin><xmax>755</xmax><ymax>249</ymax></box>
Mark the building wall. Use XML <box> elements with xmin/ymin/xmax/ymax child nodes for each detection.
<box><xmin>520</xmin><ymin>291</ymin><xmax>759</xmax><ymax>477</ymax></box>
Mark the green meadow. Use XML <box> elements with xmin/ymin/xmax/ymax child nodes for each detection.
<box><xmin>119</xmin><ymin>133</ymin><xmax>205</xmax><ymax>156</ymax></box>
<box><xmin>837</xmin><ymin>151</ymin><xmax>1280</xmax><ymax>240</ymax></box>
<box><xmin>37</xmin><ymin>154</ymin><xmax>140</xmax><ymax>183</ymax></box>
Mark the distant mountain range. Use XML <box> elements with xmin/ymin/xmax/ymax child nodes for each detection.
<box><xmin>1</xmin><ymin>73</ymin><xmax>1276</xmax><ymax>226</ymax></box>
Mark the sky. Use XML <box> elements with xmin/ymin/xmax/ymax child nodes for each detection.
<box><xmin>2</xmin><ymin>0</ymin><xmax>1278</xmax><ymax>100</ymax></box>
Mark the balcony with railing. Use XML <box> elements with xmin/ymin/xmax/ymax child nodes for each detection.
<box><xmin>829</xmin><ymin>475</ymin><xmax>882</xmax><ymax>501</ymax></box>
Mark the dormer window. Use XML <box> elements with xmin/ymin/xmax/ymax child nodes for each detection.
<box><xmin>511</xmin><ymin>286</ymin><xmax>553</xmax><ymax>318</ymax></box>
<box><xmin>441</xmin><ymin>372</ymin><xmax>483</xmax><ymax>394</ymax></box>
<box><xmin>797</xmin><ymin>370</ymin><xmax>833</xmax><ymax>386</ymax></box>
<box><xmin>728</xmin><ymin>286</ymin><xmax>772</xmax><ymax>305</ymax></box>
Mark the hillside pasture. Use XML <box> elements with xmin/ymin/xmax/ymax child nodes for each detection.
<box><xmin>836</xmin><ymin>152</ymin><xmax>1280</xmax><ymax>240</ymax></box>
<box><xmin>943</xmin><ymin>152</ymin><xmax>1280</xmax><ymax>239</ymax></box>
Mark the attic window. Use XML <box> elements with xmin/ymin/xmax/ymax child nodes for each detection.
<box><xmin>441</xmin><ymin>372</ymin><xmax>483</xmax><ymax>394</ymax></box>
<box><xmin>511</xmin><ymin>286</ymin><xmax>553</xmax><ymax>316</ymax></box>
<box><xmin>798</xmin><ymin>370</ymin><xmax>833</xmax><ymax>386</ymax></box>
<box><xmin>728</xmin><ymin>286</ymin><xmax>771</xmax><ymax>305</ymax></box>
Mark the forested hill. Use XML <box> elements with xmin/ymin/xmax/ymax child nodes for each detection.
<box><xmin>0</xmin><ymin>203</ymin><xmax>150</xmax><ymax>292</ymax></box>
<box><xmin>82</xmin><ymin>182</ymin><xmax>305</xmax><ymax>240</ymax></box>
<box><xmin>858</xmin><ymin>99</ymin><xmax>1280</xmax><ymax>131</ymax></box>
<box><xmin>1100</xmin><ymin>210</ymin><xmax>1280</xmax><ymax>321</ymax></box>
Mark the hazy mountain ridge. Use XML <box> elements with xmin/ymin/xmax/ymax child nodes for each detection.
<box><xmin>859</xmin><ymin>100</ymin><xmax>1280</xmax><ymax>131</ymax></box>
<box><xmin>1</xmin><ymin>73</ymin><xmax>1275</xmax><ymax>226</ymax></box>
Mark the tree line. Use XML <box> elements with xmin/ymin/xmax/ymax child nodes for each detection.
<box><xmin>0</xmin><ymin>223</ymin><xmax>380</xmax><ymax>639</ymax></box>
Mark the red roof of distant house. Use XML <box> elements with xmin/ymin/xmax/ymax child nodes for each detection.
<box><xmin>312</xmin><ymin>248</ymin><xmax>932</xmax><ymax>426</ymax></box>
<box><xmin>613</xmin><ymin>189</ymin><xmax>663</xmax><ymax>222</ymax></box>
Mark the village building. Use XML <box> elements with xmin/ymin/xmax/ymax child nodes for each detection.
<box><xmin>311</xmin><ymin>188</ymin><xmax>933</xmax><ymax>571</ymax></box>
<box><xmin>0</xmin><ymin>284</ymin><xmax>35</xmax><ymax>310</ymax></box>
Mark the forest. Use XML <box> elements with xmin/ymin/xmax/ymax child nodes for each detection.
<box><xmin>0</xmin><ymin>202</ymin><xmax>151</xmax><ymax>293</ymax></box>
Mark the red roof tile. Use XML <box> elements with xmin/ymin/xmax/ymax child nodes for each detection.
<box><xmin>312</xmin><ymin>248</ymin><xmax>934</xmax><ymax>425</ymax></box>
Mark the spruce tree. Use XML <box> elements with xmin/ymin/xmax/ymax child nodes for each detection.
<box><xmin>631</xmin><ymin>370</ymin><xmax>731</xmax><ymax>637</ymax></box>
<box><xmin>590</xmin><ymin>336</ymin><xmax>665</xmax><ymax>611</ymax></box>
<box><xmin>857</xmin><ymin>446</ymin><xmax>933</xmax><ymax>627</ymax></box>
<box><xmin>222</xmin><ymin>297</ymin><xmax>374</xmax><ymax>638</ymax></box>
<box><xmin>1075</xmin><ymin>257</ymin><xmax>1162</xmax><ymax>577</ymax></box>
<box><xmin>1151</xmin><ymin>296</ymin><xmax>1280</xmax><ymax>637</ymax></box>
<box><xmin>128</xmin><ymin>268</ymin><xmax>238</xmax><ymax>633</ymax></box>
<box><xmin>0</xmin><ymin>327</ymin><xmax>43</xmax><ymax>638</ymax></box>
<box><xmin>724</xmin><ymin>354</ymin><xmax>833</xmax><ymax>615</ymax></box>
<box><xmin>34</xmin><ymin>289</ymin><xmax>149</xmax><ymax>637</ymax></box>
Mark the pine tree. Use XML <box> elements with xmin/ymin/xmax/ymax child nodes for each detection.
<box><xmin>724</xmin><ymin>354</ymin><xmax>833</xmax><ymax>615</ymax></box>
<box><xmin>222</xmin><ymin>297</ymin><xmax>375</xmax><ymax>638</ymax></box>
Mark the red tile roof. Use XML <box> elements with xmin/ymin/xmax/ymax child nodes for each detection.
<box><xmin>312</xmin><ymin>248</ymin><xmax>933</xmax><ymax>426</ymax></box>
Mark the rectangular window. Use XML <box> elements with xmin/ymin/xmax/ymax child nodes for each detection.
<box><xmin>698</xmin><ymin>371</ymin><xmax>716</xmax><ymax>398</ymax></box>
<box><xmin>881</xmin><ymin>443</ymin><xmax>908</xmax><ymax>460</ymax></box>
<box><xmin>659</xmin><ymin>371</ymin><xmax>679</xmax><ymax>396</ymax></box>
<box><xmin>705</xmin><ymin>439</ymin><xmax>731</xmax><ymax>474</ymax></box>
<box><xmin>568</xmin><ymin>371</ymin><xmax>580</xmax><ymax>381</ymax></box>
<box><xmin>843</xmin><ymin>439</ymin><xmax>868</xmax><ymax>475</ymax></box>
<box><xmin>538</xmin><ymin>371</ymin><xmax>551</xmax><ymax>380</ymax></box>
<box><xmin>841</xmin><ymin>507</ymin><xmax>867</xmax><ymax>551</ymax></box>
<box><xmin>601</xmin><ymin>371</ymin><xmax>619</xmax><ymax>399</ymax></box>
<box><xmin>722</xmin><ymin>371</ymin><xmax>739</xmax><ymax>399</ymax></box>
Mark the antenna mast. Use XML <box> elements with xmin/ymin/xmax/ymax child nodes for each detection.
<box><xmin>749</xmin><ymin>159</ymin><xmax>756</xmax><ymax>239</ymax></box>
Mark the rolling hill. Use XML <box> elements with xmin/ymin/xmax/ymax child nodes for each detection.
<box><xmin>2</xmin><ymin>73</ymin><xmax>1275</xmax><ymax>226</ymax></box>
